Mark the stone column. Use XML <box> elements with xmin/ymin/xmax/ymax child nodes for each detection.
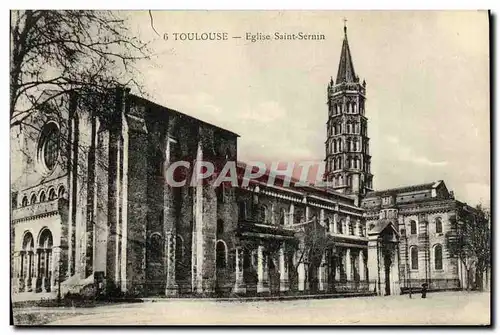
<box><xmin>165</xmin><ymin>231</ymin><xmax>178</xmax><ymax>296</ymax></box>
<box><xmin>257</xmin><ymin>245</ymin><xmax>269</xmax><ymax>293</ymax></box>
<box><xmin>359</xmin><ymin>251</ymin><xmax>366</xmax><ymax>282</ymax></box>
<box><xmin>34</xmin><ymin>250</ymin><xmax>41</xmax><ymax>292</ymax></box>
<box><xmin>346</xmin><ymin>216</ymin><xmax>351</xmax><ymax>235</ymax></box>
<box><xmin>50</xmin><ymin>247</ymin><xmax>60</xmax><ymax>293</ymax></box>
<box><xmin>27</xmin><ymin>251</ymin><xmax>33</xmax><ymax>291</ymax></box>
<box><xmin>345</xmin><ymin>248</ymin><xmax>352</xmax><ymax>282</ymax></box>
<box><xmin>367</xmin><ymin>237</ymin><xmax>381</xmax><ymax>294</ymax></box>
<box><xmin>279</xmin><ymin>244</ymin><xmax>289</xmax><ymax>292</ymax></box>
<box><xmin>234</xmin><ymin>247</ymin><xmax>246</xmax><ymax>294</ymax></box>
<box><xmin>318</xmin><ymin>252</ymin><xmax>327</xmax><ymax>291</ymax></box>
<box><xmin>289</xmin><ymin>204</ymin><xmax>294</xmax><ymax>225</ymax></box>
<box><xmin>298</xmin><ymin>261</ymin><xmax>306</xmax><ymax>291</ymax></box>
<box><xmin>333</xmin><ymin>214</ymin><xmax>338</xmax><ymax>234</ymax></box>
<box><xmin>41</xmin><ymin>250</ymin><xmax>48</xmax><ymax>293</ymax></box>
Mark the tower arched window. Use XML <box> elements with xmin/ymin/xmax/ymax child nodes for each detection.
<box><xmin>435</xmin><ymin>217</ymin><xmax>443</xmax><ymax>234</ymax></box>
<box><xmin>434</xmin><ymin>244</ymin><xmax>443</xmax><ymax>270</ymax></box>
<box><xmin>30</xmin><ymin>194</ymin><xmax>37</xmax><ymax>205</ymax></box>
<box><xmin>21</xmin><ymin>196</ymin><xmax>28</xmax><ymax>207</ymax></box>
<box><xmin>39</xmin><ymin>191</ymin><xmax>46</xmax><ymax>202</ymax></box>
<box><xmin>410</xmin><ymin>220</ymin><xmax>417</xmax><ymax>235</ymax></box>
<box><xmin>353</xmin><ymin>102</ymin><xmax>357</xmax><ymax>114</ymax></box>
<box><xmin>410</xmin><ymin>246</ymin><xmax>419</xmax><ymax>270</ymax></box>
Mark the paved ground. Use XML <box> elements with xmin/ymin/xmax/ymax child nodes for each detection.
<box><xmin>14</xmin><ymin>291</ymin><xmax>490</xmax><ymax>326</ymax></box>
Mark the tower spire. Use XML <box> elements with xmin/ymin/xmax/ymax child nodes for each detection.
<box><xmin>335</xmin><ymin>20</ymin><xmax>356</xmax><ymax>85</ymax></box>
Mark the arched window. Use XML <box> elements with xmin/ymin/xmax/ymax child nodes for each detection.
<box><xmin>435</xmin><ymin>217</ymin><xmax>443</xmax><ymax>234</ymax></box>
<box><xmin>30</xmin><ymin>194</ymin><xmax>37</xmax><ymax>205</ymax></box>
<box><xmin>21</xmin><ymin>196</ymin><xmax>28</xmax><ymax>207</ymax></box>
<box><xmin>279</xmin><ymin>209</ymin><xmax>287</xmax><ymax>226</ymax></box>
<box><xmin>337</xmin><ymin>220</ymin><xmax>344</xmax><ymax>234</ymax></box>
<box><xmin>149</xmin><ymin>233</ymin><xmax>163</xmax><ymax>264</ymax></box>
<box><xmin>39</xmin><ymin>191</ymin><xmax>46</xmax><ymax>202</ymax></box>
<box><xmin>217</xmin><ymin>219</ymin><xmax>224</xmax><ymax>236</ymax></box>
<box><xmin>38</xmin><ymin>123</ymin><xmax>60</xmax><ymax>171</ymax></box>
<box><xmin>216</xmin><ymin>240</ymin><xmax>227</xmax><ymax>269</ymax></box>
<box><xmin>434</xmin><ymin>244</ymin><xmax>443</xmax><ymax>270</ymax></box>
<box><xmin>410</xmin><ymin>220</ymin><xmax>417</xmax><ymax>235</ymax></box>
<box><xmin>48</xmin><ymin>188</ymin><xmax>56</xmax><ymax>200</ymax></box>
<box><xmin>58</xmin><ymin>186</ymin><xmax>66</xmax><ymax>198</ymax></box>
<box><xmin>410</xmin><ymin>246</ymin><xmax>419</xmax><ymax>270</ymax></box>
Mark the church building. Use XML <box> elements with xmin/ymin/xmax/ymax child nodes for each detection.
<box><xmin>11</xmin><ymin>25</ymin><xmax>476</xmax><ymax>298</ymax></box>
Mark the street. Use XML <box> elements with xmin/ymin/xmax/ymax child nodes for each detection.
<box><xmin>14</xmin><ymin>291</ymin><xmax>490</xmax><ymax>326</ymax></box>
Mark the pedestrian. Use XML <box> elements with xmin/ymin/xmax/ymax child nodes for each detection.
<box><xmin>421</xmin><ymin>283</ymin><xmax>428</xmax><ymax>299</ymax></box>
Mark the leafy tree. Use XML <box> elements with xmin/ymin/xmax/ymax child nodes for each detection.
<box><xmin>446</xmin><ymin>203</ymin><xmax>491</xmax><ymax>291</ymax></box>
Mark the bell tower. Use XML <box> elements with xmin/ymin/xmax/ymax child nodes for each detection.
<box><xmin>324</xmin><ymin>23</ymin><xmax>373</xmax><ymax>197</ymax></box>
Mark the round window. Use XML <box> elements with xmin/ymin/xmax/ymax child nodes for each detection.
<box><xmin>39</xmin><ymin>123</ymin><xmax>60</xmax><ymax>171</ymax></box>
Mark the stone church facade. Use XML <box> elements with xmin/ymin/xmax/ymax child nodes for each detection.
<box><xmin>11</xmin><ymin>26</ymin><xmax>476</xmax><ymax>298</ymax></box>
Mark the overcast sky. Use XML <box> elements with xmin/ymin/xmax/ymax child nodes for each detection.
<box><xmin>127</xmin><ymin>11</ymin><xmax>489</xmax><ymax>205</ymax></box>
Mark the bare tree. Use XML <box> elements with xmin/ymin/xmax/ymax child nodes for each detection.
<box><xmin>10</xmin><ymin>10</ymin><xmax>150</xmax><ymax>129</ymax></box>
<box><xmin>446</xmin><ymin>204</ymin><xmax>491</xmax><ymax>291</ymax></box>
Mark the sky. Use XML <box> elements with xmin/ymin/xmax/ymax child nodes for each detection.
<box><xmin>125</xmin><ymin>10</ymin><xmax>490</xmax><ymax>206</ymax></box>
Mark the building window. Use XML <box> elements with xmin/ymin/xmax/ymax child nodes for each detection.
<box><xmin>435</xmin><ymin>217</ymin><xmax>443</xmax><ymax>234</ymax></box>
<box><xmin>434</xmin><ymin>244</ymin><xmax>443</xmax><ymax>270</ymax></box>
<box><xmin>39</xmin><ymin>123</ymin><xmax>60</xmax><ymax>171</ymax></box>
<box><xmin>30</xmin><ymin>194</ymin><xmax>37</xmax><ymax>205</ymax></box>
<box><xmin>39</xmin><ymin>191</ymin><xmax>46</xmax><ymax>202</ymax></box>
<box><xmin>410</xmin><ymin>246</ymin><xmax>418</xmax><ymax>270</ymax></box>
<box><xmin>149</xmin><ymin>233</ymin><xmax>163</xmax><ymax>264</ymax></box>
<box><xmin>410</xmin><ymin>220</ymin><xmax>417</xmax><ymax>235</ymax></box>
<box><xmin>337</xmin><ymin>220</ymin><xmax>344</xmax><ymax>234</ymax></box>
<box><xmin>48</xmin><ymin>188</ymin><xmax>56</xmax><ymax>200</ymax></box>
<box><xmin>58</xmin><ymin>186</ymin><xmax>66</xmax><ymax>198</ymax></box>
<box><xmin>279</xmin><ymin>209</ymin><xmax>287</xmax><ymax>226</ymax></box>
<box><xmin>216</xmin><ymin>240</ymin><xmax>227</xmax><ymax>269</ymax></box>
<box><xmin>21</xmin><ymin>196</ymin><xmax>28</xmax><ymax>207</ymax></box>
<box><xmin>217</xmin><ymin>219</ymin><xmax>224</xmax><ymax>236</ymax></box>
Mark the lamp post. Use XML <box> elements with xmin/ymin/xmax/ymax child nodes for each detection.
<box><xmin>401</xmin><ymin>228</ymin><xmax>412</xmax><ymax>298</ymax></box>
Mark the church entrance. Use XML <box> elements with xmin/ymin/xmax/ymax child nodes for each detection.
<box><xmin>367</xmin><ymin>220</ymin><xmax>401</xmax><ymax>296</ymax></box>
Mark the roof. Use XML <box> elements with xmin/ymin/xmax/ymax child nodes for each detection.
<box><xmin>368</xmin><ymin>219</ymin><xmax>399</xmax><ymax>236</ymax></box>
<box><xmin>130</xmin><ymin>94</ymin><xmax>240</xmax><ymax>138</ymax></box>
<box><xmin>366</xmin><ymin>180</ymin><xmax>443</xmax><ymax>197</ymax></box>
<box><xmin>335</xmin><ymin>27</ymin><xmax>357</xmax><ymax>84</ymax></box>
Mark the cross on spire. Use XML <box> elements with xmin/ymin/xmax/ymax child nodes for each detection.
<box><xmin>343</xmin><ymin>17</ymin><xmax>348</xmax><ymax>34</ymax></box>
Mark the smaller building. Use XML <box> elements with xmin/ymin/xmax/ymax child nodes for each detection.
<box><xmin>362</xmin><ymin>180</ymin><xmax>476</xmax><ymax>293</ymax></box>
